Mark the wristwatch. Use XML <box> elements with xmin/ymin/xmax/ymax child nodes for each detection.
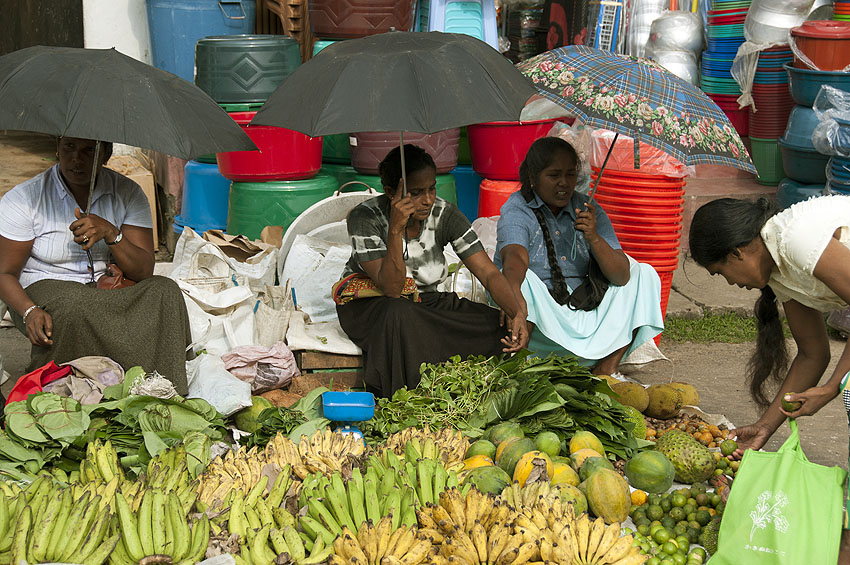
<box><xmin>106</xmin><ymin>230</ymin><xmax>123</xmax><ymax>246</ymax></box>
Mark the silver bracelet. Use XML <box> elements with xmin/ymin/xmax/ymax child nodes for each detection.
<box><xmin>22</xmin><ymin>305</ymin><xmax>40</xmax><ymax>324</ymax></box>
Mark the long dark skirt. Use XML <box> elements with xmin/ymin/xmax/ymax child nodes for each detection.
<box><xmin>11</xmin><ymin>276</ymin><xmax>192</xmax><ymax>394</ymax></box>
<box><xmin>336</xmin><ymin>292</ymin><xmax>507</xmax><ymax>397</ymax></box>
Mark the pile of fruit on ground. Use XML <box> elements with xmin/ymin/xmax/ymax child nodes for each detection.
<box><xmin>0</xmin><ymin>353</ymin><xmax>740</xmax><ymax>564</ymax></box>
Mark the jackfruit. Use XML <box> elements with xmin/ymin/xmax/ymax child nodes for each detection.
<box><xmin>669</xmin><ymin>382</ymin><xmax>700</xmax><ymax>406</ymax></box>
<box><xmin>611</xmin><ymin>382</ymin><xmax>650</xmax><ymax>412</ymax></box>
<box><xmin>645</xmin><ymin>384</ymin><xmax>683</xmax><ymax>419</ymax></box>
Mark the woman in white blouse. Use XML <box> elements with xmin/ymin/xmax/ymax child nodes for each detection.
<box><xmin>0</xmin><ymin>136</ymin><xmax>191</xmax><ymax>393</ymax></box>
<box><xmin>689</xmin><ymin>195</ymin><xmax>850</xmax><ymax>460</ymax></box>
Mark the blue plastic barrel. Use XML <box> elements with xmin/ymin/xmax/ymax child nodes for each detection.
<box><xmin>146</xmin><ymin>0</ymin><xmax>257</xmax><ymax>83</ymax></box>
<box><xmin>174</xmin><ymin>160</ymin><xmax>232</xmax><ymax>235</ymax></box>
<box><xmin>450</xmin><ymin>165</ymin><xmax>482</xmax><ymax>222</ymax></box>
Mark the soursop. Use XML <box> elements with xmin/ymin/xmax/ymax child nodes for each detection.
<box><xmin>653</xmin><ymin>429</ymin><xmax>716</xmax><ymax>483</ymax></box>
<box><xmin>699</xmin><ymin>516</ymin><xmax>722</xmax><ymax>555</ymax></box>
<box><xmin>622</xmin><ymin>405</ymin><xmax>647</xmax><ymax>440</ymax></box>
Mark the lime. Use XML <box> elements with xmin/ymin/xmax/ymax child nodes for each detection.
<box><xmin>695</xmin><ymin>510</ymin><xmax>712</xmax><ymax>527</ymax></box>
<box><xmin>653</xmin><ymin>528</ymin><xmax>671</xmax><ymax>544</ymax></box>
<box><xmin>638</xmin><ymin>524</ymin><xmax>651</xmax><ymax>536</ymax></box>
<box><xmin>660</xmin><ymin>560</ymin><xmax>675</xmax><ymax>565</ymax></box>
<box><xmin>661</xmin><ymin>516</ymin><xmax>676</xmax><ymax>530</ymax></box>
<box><xmin>671</xmin><ymin>493</ymin><xmax>687</xmax><ymax>507</ymax></box>
<box><xmin>676</xmin><ymin>535</ymin><xmax>691</xmax><ymax>550</ymax></box>
<box><xmin>669</xmin><ymin>507</ymin><xmax>686</xmax><ymax>522</ymax></box>
<box><xmin>647</xmin><ymin>558</ymin><xmax>662</xmax><ymax>565</ymax></box>
<box><xmin>711</xmin><ymin>493</ymin><xmax>722</xmax><ymax>507</ymax></box>
<box><xmin>663</xmin><ymin>541</ymin><xmax>679</xmax><ymax>555</ymax></box>
<box><xmin>689</xmin><ymin>547</ymin><xmax>707</xmax><ymax>561</ymax></box>
<box><xmin>660</xmin><ymin>498</ymin><xmax>673</xmax><ymax>513</ymax></box>
<box><xmin>673</xmin><ymin>554</ymin><xmax>687</xmax><ymax>565</ymax></box>
<box><xmin>720</xmin><ymin>439</ymin><xmax>738</xmax><ymax>457</ymax></box>
<box><xmin>781</xmin><ymin>392</ymin><xmax>803</xmax><ymax>412</ymax></box>
<box><xmin>683</xmin><ymin>503</ymin><xmax>697</xmax><ymax>516</ymax></box>
<box><xmin>647</xmin><ymin>504</ymin><xmax>665</xmax><ymax>521</ymax></box>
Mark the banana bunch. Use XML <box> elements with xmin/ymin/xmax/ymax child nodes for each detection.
<box><xmin>298</xmin><ymin>468</ymin><xmax>418</xmax><ymax>548</ymax></box>
<box><xmin>112</xmin><ymin>489</ymin><xmax>209</xmax><ymax>564</ymax></box>
<box><xmin>145</xmin><ymin>444</ymin><xmax>200</xmax><ymax>497</ymax></box>
<box><xmin>500</xmin><ymin>481</ymin><xmax>564</xmax><ymax>512</ymax></box>
<box><xmin>368</xmin><ymin>449</ymin><xmax>466</xmax><ymax>509</ymax></box>
<box><xmin>219</xmin><ymin>467</ymin><xmax>294</xmax><ymax>538</ymax></box>
<box><xmin>265</xmin><ymin>429</ymin><xmax>366</xmax><ymax>480</ymax></box>
<box><xmin>383</xmin><ymin>427</ymin><xmax>469</xmax><ymax>470</ymax></box>
<box><xmin>235</xmin><ymin>520</ymin><xmax>331</xmax><ymax>565</ymax></box>
<box><xmin>562</xmin><ymin>514</ymin><xmax>647</xmax><ymax>565</ymax></box>
<box><xmin>79</xmin><ymin>439</ymin><xmax>125</xmax><ymax>485</ymax></box>
<box><xmin>329</xmin><ymin>517</ymin><xmax>434</xmax><ymax>565</ymax></box>
<box><xmin>198</xmin><ymin>446</ymin><xmax>277</xmax><ymax>509</ymax></box>
<box><xmin>0</xmin><ymin>476</ymin><xmax>118</xmax><ymax>565</ymax></box>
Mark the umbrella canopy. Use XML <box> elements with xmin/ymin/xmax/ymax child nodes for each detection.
<box><xmin>0</xmin><ymin>46</ymin><xmax>257</xmax><ymax>159</ymax></box>
<box><xmin>250</xmin><ymin>31</ymin><xmax>538</xmax><ymax>135</ymax></box>
<box><xmin>517</xmin><ymin>45</ymin><xmax>756</xmax><ymax>174</ymax></box>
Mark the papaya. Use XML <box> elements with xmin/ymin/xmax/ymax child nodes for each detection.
<box><xmin>571</xmin><ymin>448</ymin><xmax>603</xmax><ymax>470</ymax></box>
<box><xmin>551</xmin><ymin>463</ymin><xmax>580</xmax><ymax>487</ymax></box>
<box><xmin>569</xmin><ymin>431</ymin><xmax>606</xmax><ymax>457</ymax></box>
<box><xmin>513</xmin><ymin>450</ymin><xmax>553</xmax><ymax>487</ymax></box>
<box><xmin>463</xmin><ymin>455</ymin><xmax>495</xmax><ymax>471</ymax></box>
<box><xmin>557</xmin><ymin>484</ymin><xmax>588</xmax><ymax>514</ymax></box>
<box><xmin>496</xmin><ymin>438</ymin><xmax>535</xmax><ymax>478</ymax></box>
<box><xmin>495</xmin><ymin>436</ymin><xmax>521</xmax><ymax>463</ymax></box>
<box><xmin>534</xmin><ymin>431</ymin><xmax>561</xmax><ymax>457</ymax></box>
<box><xmin>551</xmin><ymin>455</ymin><xmax>572</xmax><ymax>467</ymax></box>
<box><xmin>465</xmin><ymin>439</ymin><xmax>497</xmax><ymax>461</ymax></box>
<box><xmin>487</xmin><ymin>422</ymin><xmax>525</xmax><ymax>447</ymax></box>
<box><xmin>578</xmin><ymin>455</ymin><xmax>614</xmax><ymax>482</ymax></box>
<box><xmin>585</xmin><ymin>468</ymin><xmax>631</xmax><ymax>524</ymax></box>
<box><xmin>624</xmin><ymin>451</ymin><xmax>676</xmax><ymax>494</ymax></box>
<box><xmin>462</xmin><ymin>465</ymin><xmax>511</xmax><ymax>495</ymax></box>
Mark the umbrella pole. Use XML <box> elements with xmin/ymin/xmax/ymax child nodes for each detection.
<box><xmin>399</xmin><ymin>132</ymin><xmax>407</xmax><ymax>197</ymax></box>
<box><xmin>587</xmin><ymin>132</ymin><xmax>619</xmax><ymax>200</ymax></box>
<box><xmin>84</xmin><ymin>140</ymin><xmax>102</xmax><ymax>214</ymax></box>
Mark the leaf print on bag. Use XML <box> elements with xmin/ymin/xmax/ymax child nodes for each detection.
<box><xmin>749</xmin><ymin>490</ymin><xmax>790</xmax><ymax>543</ymax></box>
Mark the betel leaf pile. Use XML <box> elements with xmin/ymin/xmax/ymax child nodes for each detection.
<box><xmin>364</xmin><ymin>351</ymin><xmax>643</xmax><ymax>459</ymax></box>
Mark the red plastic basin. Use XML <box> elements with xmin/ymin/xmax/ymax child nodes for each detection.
<box><xmin>216</xmin><ymin>111</ymin><xmax>323</xmax><ymax>181</ymax></box>
<box><xmin>478</xmin><ymin>179</ymin><xmax>522</xmax><ymax>217</ymax></box>
<box><xmin>467</xmin><ymin>118</ymin><xmax>568</xmax><ymax>181</ymax></box>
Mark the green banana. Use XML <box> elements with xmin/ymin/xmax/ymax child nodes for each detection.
<box><xmin>137</xmin><ymin>488</ymin><xmax>155</xmax><ymax>556</ymax></box>
<box><xmin>254</xmin><ymin>496</ymin><xmax>275</xmax><ymax>528</ymax></box>
<box><xmin>307</xmin><ymin>497</ymin><xmax>341</xmax><ymax>535</ymax></box>
<box><xmin>114</xmin><ymin>491</ymin><xmax>145</xmax><ymax>562</ymax></box>
<box><xmin>326</xmin><ymin>477</ymin><xmax>356</xmax><ymax>532</ymax></box>
<box><xmin>0</xmin><ymin>491</ymin><xmax>9</xmax><ymax>541</ymax></box>
<box><xmin>272</xmin><ymin>507</ymin><xmax>295</xmax><ymax>530</ymax></box>
<box><xmin>169</xmin><ymin>492</ymin><xmax>190</xmax><ymax>561</ymax></box>
<box><xmin>187</xmin><ymin>515</ymin><xmax>210</xmax><ymax>563</ymax></box>
<box><xmin>418</xmin><ymin>459</ymin><xmax>434</xmax><ymax>506</ymax></box>
<box><xmin>31</xmin><ymin>488</ymin><xmax>63</xmax><ymax>562</ymax></box>
<box><xmin>433</xmin><ymin>462</ymin><xmax>449</xmax><ymax>498</ymax></box>
<box><xmin>62</xmin><ymin>495</ymin><xmax>102</xmax><ymax>562</ymax></box>
<box><xmin>10</xmin><ymin>505</ymin><xmax>31</xmax><ymax>565</ymax></box>
<box><xmin>229</xmin><ymin>490</ymin><xmax>247</xmax><ymax>540</ymax></box>
<box><xmin>363</xmin><ymin>478</ymin><xmax>381</xmax><ymax>524</ymax></box>
<box><xmin>152</xmin><ymin>490</ymin><xmax>167</xmax><ymax>556</ymax></box>
<box><xmin>283</xmin><ymin>525</ymin><xmax>306</xmax><ymax>562</ymax></box>
<box><xmin>250</xmin><ymin>524</ymin><xmax>276</xmax><ymax>565</ymax></box>
<box><xmin>266</xmin><ymin>466</ymin><xmax>291</xmax><ymax>510</ymax></box>
<box><xmin>244</xmin><ymin>474</ymin><xmax>269</xmax><ymax>509</ymax></box>
<box><xmin>446</xmin><ymin>469</ymin><xmax>460</xmax><ymax>489</ymax></box>
<box><xmin>378</xmin><ymin>467</ymin><xmax>395</xmax><ymax>498</ymax></box>
<box><xmin>53</xmin><ymin>491</ymin><xmax>91</xmax><ymax>560</ymax></box>
<box><xmin>299</xmin><ymin>515</ymin><xmax>336</xmax><ymax>546</ymax></box>
<box><xmin>348</xmin><ymin>467</ymin><xmax>367</xmax><ymax>530</ymax></box>
<box><xmin>269</xmin><ymin>528</ymin><xmax>289</xmax><ymax>556</ymax></box>
<box><xmin>299</xmin><ymin>531</ymin><xmax>314</xmax><ymax>553</ymax></box>
<box><xmin>82</xmin><ymin>531</ymin><xmax>119</xmax><ymax>565</ymax></box>
<box><xmin>244</xmin><ymin>505</ymin><xmax>263</xmax><ymax>531</ymax></box>
<box><xmin>69</xmin><ymin>508</ymin><xmax>110</xmax><ymax>563</ymax></box>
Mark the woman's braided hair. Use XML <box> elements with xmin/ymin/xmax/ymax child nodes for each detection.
<box><xmin>689</xmin><ymin>197</ymin><xmax>785</xmax><ymax>408</ymax></box>
<box><xmin>519</xmin><ymin>137</ymin><xmax>608</xmax><ymax>311</ymax></box>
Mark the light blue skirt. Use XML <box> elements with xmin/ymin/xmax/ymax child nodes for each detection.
<box><xmin>522</xmin><ymin>257</ymin><xmax>664</xmax><ymax>364</ymax></box>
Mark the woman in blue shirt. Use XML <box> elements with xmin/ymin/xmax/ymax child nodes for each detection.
<box><xmin>496</xmin><ymin>136</ymin><xmax>664</xmax><ymax>375</ymax></box>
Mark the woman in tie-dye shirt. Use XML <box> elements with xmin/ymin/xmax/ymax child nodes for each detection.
<box><xmin>335</xmin><ymin>144</ymin><xmax>528</xmax><ymax>397</ymax></box>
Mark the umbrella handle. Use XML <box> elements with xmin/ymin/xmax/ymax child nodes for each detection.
<box><xmin>587</xmin><ymin>132</ymin><xmax>619</xmax><ymax>200</ymax></box>
<box><xmin>399</xmin><ymin>132</ymin><xmax>407</xmax><ymax>198</ymax></box>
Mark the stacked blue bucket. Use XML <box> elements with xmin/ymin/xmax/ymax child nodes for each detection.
<box><xmin>701</xmin><ymin>0</ymin><xmax>750</xmax><ymax>136</ymax></box>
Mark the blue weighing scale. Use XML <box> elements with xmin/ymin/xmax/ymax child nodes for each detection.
<box><xmin>321</xmin><ymin>391</ymin><xmax>375</xmax><ymax>440</ymax></box>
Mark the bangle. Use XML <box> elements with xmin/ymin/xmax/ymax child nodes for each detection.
<box><xmin>22</xmin><ymin>305</ymin><xmax>41</xmax><ymax>324</ymax></box>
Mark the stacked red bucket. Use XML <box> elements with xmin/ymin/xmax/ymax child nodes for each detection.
<box><xmin>466</xmin><ymin>118</ymin><xmax>566</xmax><ymax>216</ymax></box>
<box><xmin>748</xmin><ymin>45</ymin><xmax>795</xmax><ymax>186</ymax></box>
<box><xmin>591</xmin><ymin>168</ymin><xmax>686</xmax><ymax>324</ymax></box>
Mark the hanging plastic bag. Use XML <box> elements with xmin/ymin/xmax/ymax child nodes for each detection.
<box><xmin>176</xmin><ymin>278</ymin><xmax>257</xmax><ymax>356</ymax></box>
<box><xmin>710</xmin><ymin>419</ymin><xmax>846</xmax><ymax>564</ymax></box>
<box><xmin>255</xmin><ymin>282</ymin><xmax>297</xmax><ymax>347</ymax></box>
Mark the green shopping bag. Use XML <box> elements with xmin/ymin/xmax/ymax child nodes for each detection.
<box><xmin>710</xmin><ymin>419</ymin><xmax>847</xmax><ymax>564</ymax></box>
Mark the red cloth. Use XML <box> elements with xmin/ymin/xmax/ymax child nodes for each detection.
<box><xmin>5</xmin><ymin>361</ymin><xmax>73</xmax><ymax>405</ymax></box>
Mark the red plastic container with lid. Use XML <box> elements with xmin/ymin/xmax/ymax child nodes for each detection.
<box><xmin>216</xmin><ymin>108</ymin><xmax>323</xmax><ymax>182</ymax></box>
<box><xmin>477</xmin><ymin>179</ymin><xmax>521</xmax><ymax>217</ymax></box>
<box><xmin>791</xmin><ymin>21</ymin><xmax>850</xmax><ymax>70</ymax></box>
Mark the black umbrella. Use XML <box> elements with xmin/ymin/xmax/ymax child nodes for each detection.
<box><xmin>0</xmin><ymin>46</ymin><xmax>257</xmax><ymax>160</ymax></box>
<box><xmin>251</xmin><ymin>32</ymin><xmax>537</xmax><ymax>195</ymax></box>
<box><xmin>252</xmin><ymin>32</ymin><xmax>536</xmax><ymax>136</ymax></box>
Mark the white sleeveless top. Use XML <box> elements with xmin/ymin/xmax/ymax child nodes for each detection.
<box><xmin>761</xmin><ymin>195</ymin><xmax>850</xmax><ymax>312</ymax></box>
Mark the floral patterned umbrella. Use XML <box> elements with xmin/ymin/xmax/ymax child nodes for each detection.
<box><xmin>517</xmin><ymin>45</ymin><xmax>756</xmax><ymax>174</ymax></box>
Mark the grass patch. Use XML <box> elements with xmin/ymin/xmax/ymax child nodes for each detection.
<box><xmin>663</xmin><ymin>312</ymin><xmax>764</xmax><ymax>343</ymax></box>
